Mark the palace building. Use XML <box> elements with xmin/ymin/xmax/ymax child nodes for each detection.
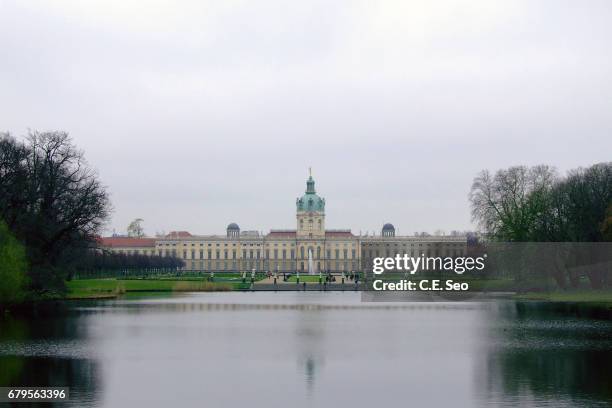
<box><xmin>100</xmin><ymin>174</ymin><xmax>467</xmax><ymax>273</ymax></box>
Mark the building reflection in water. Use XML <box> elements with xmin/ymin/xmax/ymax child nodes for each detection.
<box><xmin>2</xmin><ymin>296</ymin><xmax>611</xmax><ymax>407</ymax></box>
<box><xmin>293</xmin><ymin>308</ymin><xmax>328</xmax><ymax>397</ymax></box>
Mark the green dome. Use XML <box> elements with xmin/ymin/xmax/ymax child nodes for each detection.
<box><xmin>296</xmin><ymin>176</ymin><xmax>325</xmax><ymax>212</ymax></box>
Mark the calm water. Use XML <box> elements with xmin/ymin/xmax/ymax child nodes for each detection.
<box><xmin>1</xmin><ymin>292</ymin><xmax>612</xmax><ymax>407</ymax></box>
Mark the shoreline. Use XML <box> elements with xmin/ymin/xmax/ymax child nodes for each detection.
<box><xmin>3</xmin><ymin>278</ymin><xmax>611</xmax><ymax>309</ymax></box>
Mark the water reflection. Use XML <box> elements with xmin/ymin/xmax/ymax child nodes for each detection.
<box><xmin>0</xmin><ymin>311</ymin><xmax>102</xmax><ymax>408</ymax></box>
<box><xmin>480</xmin><ymin>302</ymin><xmax>612</xmax><ymax>407</ymax></box>
<box><xmin>294</xmin><ymin>305</ymin><xmax>327</xmax><ymax>397</ymax></box>
<box><xmin>0</xmin><ymin>293</ymin><xmax>610</xmax><ymax>407</ymax></box>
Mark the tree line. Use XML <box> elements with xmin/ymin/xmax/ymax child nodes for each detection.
<box><xmin>0</xmin><ymin>131</ymin><xmax>112</xmax><ymax>301</ymax></box>
<box><xmin>0</xmin><ymin>131</ymin><xmax>181</xmax><ymax>303</ymax></box>
<box><xmin>469</xmin><ymin>162</ymin><xmax>612</xmax><ymax>289</ymax></box>
<box><xmin>75</xmin><ymin>251</ymin><xmax>184</xmax><ymax>278</ymax></box>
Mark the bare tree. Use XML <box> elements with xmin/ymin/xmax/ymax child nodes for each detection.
<box><xmin>469</xmin><ymin>165</ymin><xmax>557</xmax><ymax>241</ymax></box>
<box><xmin>0</xmin><ymin>131</ymin><xmax>111</xmax><ymax>293</ymax></box>
<box><xmin>470</xmin><ymin>163</ymin><xmax>611</xmax><ymax>290</ymax></box>
<box><xmin>128</xmin><ymin>218</ymin><xmax>145</xmax><ymax>238</ymax></box>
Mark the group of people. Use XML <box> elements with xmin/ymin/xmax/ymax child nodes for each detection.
<box><xmin>272</xmin><ymin>271</ymin><xmax>360</xmax><ymax>283</ymax></box>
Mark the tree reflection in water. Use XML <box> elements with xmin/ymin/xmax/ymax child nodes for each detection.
<box><xmin>482</xmin><ymin>302</ymin><xmax>612</xmax><ymax>406</ymax></box>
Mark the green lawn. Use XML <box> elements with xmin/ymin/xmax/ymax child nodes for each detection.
<box><xmin>514</xmin><ymin>289</ymin><xmax>612</xmax><ymax>304</ymax></box>
<box><xmin>65</xmin><ymin>277</ymin><xmax>612</xmax><ymax>304</ymax></box>
<box><xmin>286</xmin><ymin>275</ymin><xmax>326</xmax><ymax>283</ymax></box>
<box><xmin>66</xmin><ymin>278</ymin><xmax>237</xmax><ymax>299</ymax></box>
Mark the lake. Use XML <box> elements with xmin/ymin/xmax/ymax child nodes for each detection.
<box><xmin>1</xmin><ymin>292</ymin><xmax>611</xmax><ymax>407</ymax></box>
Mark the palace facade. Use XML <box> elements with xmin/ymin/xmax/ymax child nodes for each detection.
<box><xmin>101</xmin><ymin>174</ymin><xmax>467</xmax><ymax>273</ymax></box>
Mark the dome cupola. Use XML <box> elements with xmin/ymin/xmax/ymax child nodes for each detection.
<box><xmin>296</xmin><ymin>171</ymin><xmax>325</xmax><ymax>213</ymax></box>
<box><xmin>382</xmin><ymin>223</ymin><xmax>395</xmax><ymax>237</ymax></box>
<box><xmin>227</xmin><ymin>222</ymin><xmax>240</xmax><ymax>238</ymax></box>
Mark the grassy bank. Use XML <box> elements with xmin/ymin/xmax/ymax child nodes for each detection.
<box><xmin>63</xmin><ymin>277</ymin><xmax>612</xmax><ymax>304</ymax></box>
<box><xmin>66</xmin><ymin>278</ymin><xmax>239</xmax><ymax>299</ymax></box>
<box><xmin>513</xmin><ymin>289</ymin><xmax>612</xmax><ymax>305</ymax></box>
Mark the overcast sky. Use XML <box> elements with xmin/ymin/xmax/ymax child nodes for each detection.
<box><xmin>1</xmin><ymin>0</ymin><xmax>611</xmax><ymax>236</ymax></box>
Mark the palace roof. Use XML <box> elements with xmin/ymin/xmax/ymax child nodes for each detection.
<box><xmin>267</xmin><ymin>230</ymin><xmax>297</xmax><ymax>238</ymax></box>
<box><xmin>325</xmin><ymin>230</ymin><xmax>354</xmax><ymax>237</ymax></box>
<box><xmin>165</xmin><ymin>231</ymin><xmax>193</xmax><ymax>238</ymax></box>
<box><xmin>99</xmin><ymin>237</ymin><xmax>157</xmax><ymax>247</ymax></box>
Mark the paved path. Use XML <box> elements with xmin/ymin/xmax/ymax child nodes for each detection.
<box><xmin>250</xmin><ymin>276</ymin><xmax>362</xmax><ymax>291</ymax></box>
<box><xmin>255</xmin><ymin>276</ymin><xmax>358</xmax><ymax>285</ymax></box>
